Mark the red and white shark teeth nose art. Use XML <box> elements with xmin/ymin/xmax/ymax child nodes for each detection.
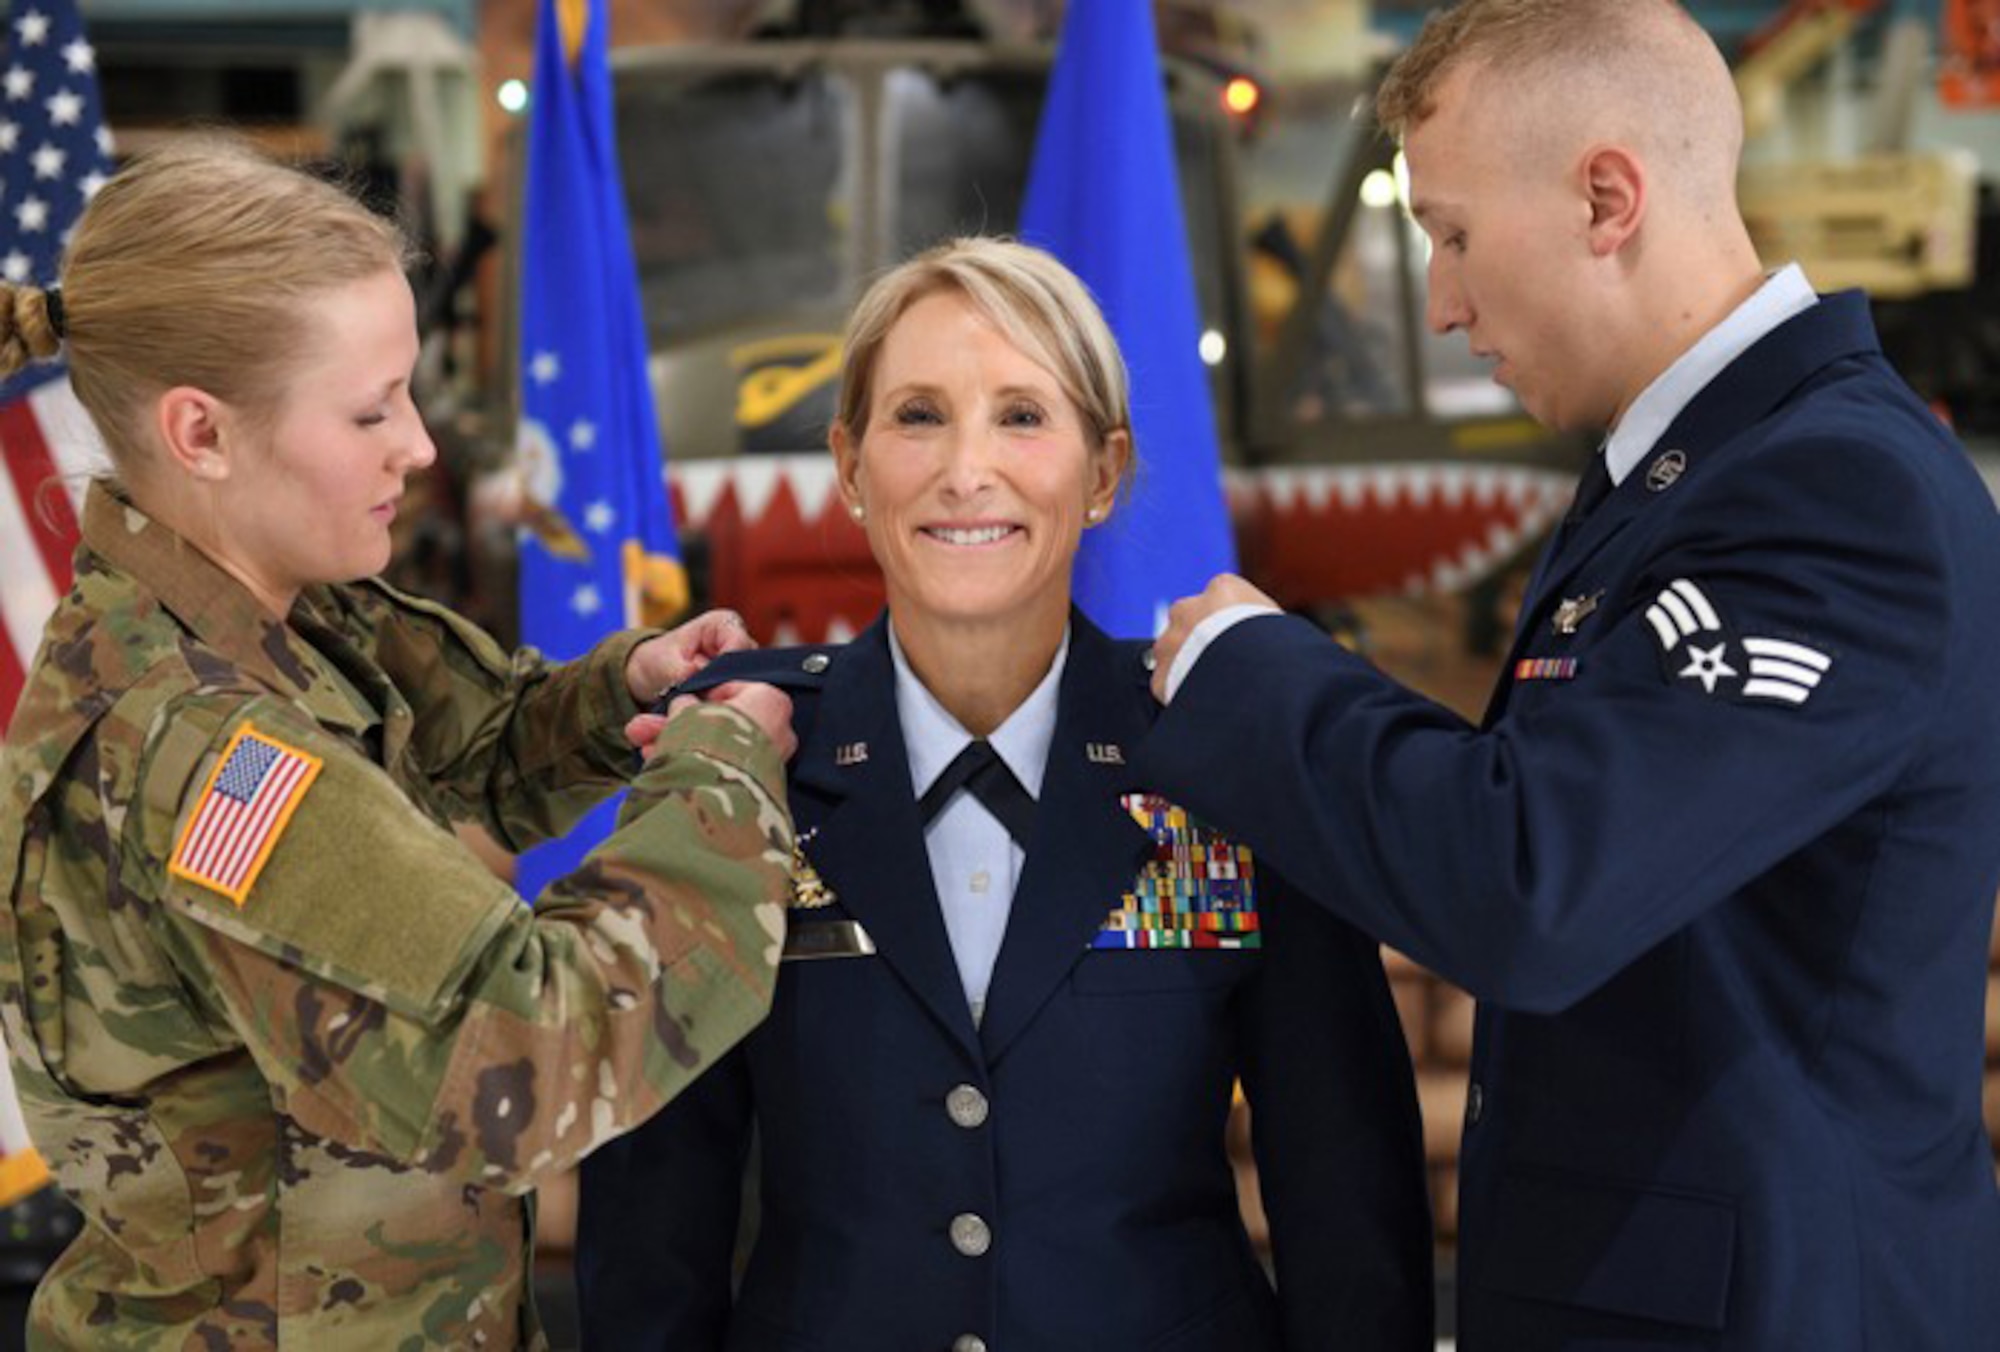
<box><xmin>667</xmin><ymin>455</ymin><xmax>1574</xmax><ymax>644</ymax></box>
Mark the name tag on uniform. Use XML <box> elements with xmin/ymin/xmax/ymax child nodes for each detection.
<box><xmin>782</xmin><ymin>918</ymin><xmax>878</xmax><ymax>962</ymax></box>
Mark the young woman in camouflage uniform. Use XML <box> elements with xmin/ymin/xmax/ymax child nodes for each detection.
<box><xmin>0</xmin><ymin>137</ymin><xmax>797</xmax><ymax>1348</ymax></box>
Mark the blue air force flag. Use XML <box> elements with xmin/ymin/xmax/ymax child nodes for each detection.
<box><xmin>1019</xmin><ymin>0</ymin><xmax>1238</xmax><ymax>639</ymax></box>
<box><xmin>515</xmin><ymin>0</ymin><xmax>684</xmax><ymax>900</ymax></box>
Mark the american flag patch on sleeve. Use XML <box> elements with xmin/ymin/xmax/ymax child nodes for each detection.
<box><xmin>169</xmin><ymin>724</ymin><xmax>323</xmax><ymax>906</ymax></box>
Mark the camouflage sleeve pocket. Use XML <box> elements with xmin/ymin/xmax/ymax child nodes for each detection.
<box><xmin>144</xmin><ymin>697</ymin><xmax>515</xmax><ymax>1023</ymax></box>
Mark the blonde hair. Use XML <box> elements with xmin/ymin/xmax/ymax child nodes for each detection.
<box><xmin>1376</xmin><ymin>0</ymin><xmax>1741</xmax><ymax>201</ymax></box>
<box><xmin>835</xmin><ymin>237</ymin><xmax>1135</xmax><ymax>491</ymax></box>
<box><xmin>0</xmin><ymin>135</ymin><xmax>412</xmax><ymax>473</ymax></box>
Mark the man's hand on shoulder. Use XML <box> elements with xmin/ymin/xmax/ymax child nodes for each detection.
<box><xmin>1152</xmin><ymin>574</ymin><xmax>1279</xmax><ymax>704</ymax></box>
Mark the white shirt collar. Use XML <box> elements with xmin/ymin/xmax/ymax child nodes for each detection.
<box><xmin>889</xmin><ymin>620</ymin><xmax>1068</xmax><ymax>801</ymax></box>
<box><xmin>1604</xmin><ymin>263</ymin><xmax>1817</xmax><ymax>485</ymax></box>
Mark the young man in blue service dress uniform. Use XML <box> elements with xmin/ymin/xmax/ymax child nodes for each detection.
<box><xmin>576</xmin><ymin>239</ymin><xmax>1432</xmax><ymax>1351</ymax></box>
<box><xmin>1142</xmin><ymin>2</ymin><xmax>2000</xmax><ymax>1349</ymax></box>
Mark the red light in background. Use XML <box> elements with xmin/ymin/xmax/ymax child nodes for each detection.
<box><xmin>1222</xmin><ymin>76</ymin><xmax>1261</xmax><ymax>117</ymax></box>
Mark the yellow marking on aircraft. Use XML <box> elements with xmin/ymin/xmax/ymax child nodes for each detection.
<box><xmin>624</xmin><ymin>541</ymin><xmax>690</xmax><ymax>627</ymax></box>
<box><xmin>1450</xmin><ymin>418</ymin><xmax>1546</xmax><ymax>453</ymax></box>
<box><xmin>734</xmin><ymin>333</ymin><xmax>844</xmax><ymax>429</ymax></box>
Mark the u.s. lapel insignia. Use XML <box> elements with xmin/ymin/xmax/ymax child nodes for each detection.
<box><xmin>789</xmin><ymin>828</ymin><xmax>836</xmax><ymax>909</ymax></box>
<box><xmin>1085</xmin><ymin>742</ymin><xmax>1124</xmax><ymax>765</ymax></box>
<box><xmin>834</xmin><ymin>741</ymin><xmax>868</xmax><ymax>767</ymax></box>
<box><xmin>1646</xmin><ymin>449</ymin><xmax>1687</xmax><ymax>492</ymax></box>
<box><xmin>1552</xmin><ymin>589</ymin><xmax>1603</xmax><ymax>636</ymax></box>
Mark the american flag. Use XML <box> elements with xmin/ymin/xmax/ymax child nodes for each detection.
<box><xmin>0</xmin><ymin>0</ymin><xmax>114</xmax><ymax>732</ymax></box>
<box><xmin>169</xmin><ymin>727</ymin><xmax>323</xmax><ymax>906</ymax></box>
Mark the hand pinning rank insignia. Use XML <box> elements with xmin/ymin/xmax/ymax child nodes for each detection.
<box><xmin>1646</xmin><ymin>577</ymin><xmax>1833</xmax><ymax>706</ymax></box>
<box><xmin>1093</xmin><ymin>794</ymin><xmax>1259</xmax><ymax>950</ymax></box>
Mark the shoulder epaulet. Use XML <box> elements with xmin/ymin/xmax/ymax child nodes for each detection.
<box><xmin>1111</xmin><ymin>637</ymin><xmax>1160</xmax><ymax>689</ymax></box>
<box><xmin>663</xmin><ymin>643</ymin><xmax>843</xmax><ymax>707</ymax></box>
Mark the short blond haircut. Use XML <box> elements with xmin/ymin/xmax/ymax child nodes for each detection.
<box><xmin>834</xmin><ymin>237</ymin><xmax>1135</xmax><ymax>492</ymax></box>
<box><xmin>1376</xmin><ymin>0</ymin><xmax>1741</xmax><ymax>202</ymax></box>
<box><xmin>0</xmin><ymin>135</ymin><xmax>411</xmax><ymax>474</ymax></box>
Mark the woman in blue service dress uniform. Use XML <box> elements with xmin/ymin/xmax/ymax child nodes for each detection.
<box><xmin>576</xmin><ymin>238</ymin><xmax>1432</xmax><ymax>1352</ymax></box>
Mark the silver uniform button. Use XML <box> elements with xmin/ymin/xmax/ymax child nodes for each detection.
<box><xmin>952</xmin><ymin>1338</ymin><xmax>988</xmax><ymax>1352</ymax></box>
<box><xmin>802</xmin><ymin>652</ymin><xmax>831</xmax><ymax>674</ymax></box>
<box><xmin>945</xmin><ymin>1084</ymin><xmax>989</xmax><ymax>1129</ymax></box>
<box><xmin>1466</xmin><ymin>1081</ymin><xmax>1485</xmax><ymax>1127</ymax></box>
<box><xmin>949</xmin><ymin>1212</ymin><xmax>992</xmax><ymax>1257</ymax></box>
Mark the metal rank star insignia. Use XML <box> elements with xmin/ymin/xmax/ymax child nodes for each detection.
<box><xmin>1552</xmin><ymin>590</ymin><xmax>1603</xmax><ymax>636</ymax></box>
<box><xmin>789</xmin><ymin>830</ymin><xmax>835</xmax><ymax>909</ymax></box>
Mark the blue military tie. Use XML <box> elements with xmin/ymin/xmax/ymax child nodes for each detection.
<box><xmin>919</xmin><ymin>740</ymin><xmax>1036</xmax><ymax>848</ymax></box>
<box><xmin>1566</xmin><ymin>451</ymin><xmax>1615</xmax><ymax>526</ymax></box>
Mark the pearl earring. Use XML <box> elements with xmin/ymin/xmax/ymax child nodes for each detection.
<box><xmin>849</xmin><ymin>503</ymin><xmax>865</xmax><ymax>522</ymax></box>
<box><xmin>1085</xmin><ymin>506</ymin><xmax>1102</xmax><ymax>523</ymax></box>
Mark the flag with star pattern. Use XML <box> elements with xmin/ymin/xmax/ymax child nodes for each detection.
<box><xmin>0</xmin><ymin>0</ymin><xmax>112</xmax><ymax>735</ymax></box>
<box><xmin>1019</xmin><ymin>0</ymin><xmax>1238</xmax><ymax>639</ymax></box>
<box><xmin>0</xmin><ymin>0</ymin><xmax>110</xmax><ymax>1202</ymax></box>
<box><xmin>514</xmin><ymin>0</ymin><xmax>684</xmax><ymax>900</ymax></box>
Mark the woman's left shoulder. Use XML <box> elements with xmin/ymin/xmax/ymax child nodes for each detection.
<box><xmin>674</xmin><ymin>642</ymin><xmax>846</xmax><ymax>703</ymax></box>
<box><xmin>1101</xmin><ymin>637</ymin><xmax>1160</xmax><ymax>711</ymax></box>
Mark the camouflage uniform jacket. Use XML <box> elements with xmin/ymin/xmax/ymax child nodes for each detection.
<box><xmin>0</xmin><ymin>483</ymin><xmax>793</xmax><ymax>1349</ymax></box>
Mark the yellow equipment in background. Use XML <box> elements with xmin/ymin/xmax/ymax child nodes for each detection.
<box><xmin>1733</xmin><ymin>0</ymin><xmax>1980</xmax><ymax>301</ymax></box>
<box><xmin>1739</xmin><ymin>149</ymin><xmax>1979</xmax><ymax>299</ymax></box>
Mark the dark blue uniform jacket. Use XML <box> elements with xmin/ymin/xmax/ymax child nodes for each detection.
<box><xmin>577</xmin><ymin>612</ymin><xmax>1432</xmax><ymax>1351</ymax></box>
<box><xmin>1136</xmin><ymin>293</ymin><xmax>2000</xmax><ymax>1349</ymax></box>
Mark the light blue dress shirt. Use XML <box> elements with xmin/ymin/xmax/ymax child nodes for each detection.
<box><xmin>889</xmin><ymin>622</ymin><xmax>1068</xmax><ymax>1025</ymax></box>
<box><xmin>1603</xmin><ymin>263</ymin><xmax>1816</xmax><ymax>485</ymax></box>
